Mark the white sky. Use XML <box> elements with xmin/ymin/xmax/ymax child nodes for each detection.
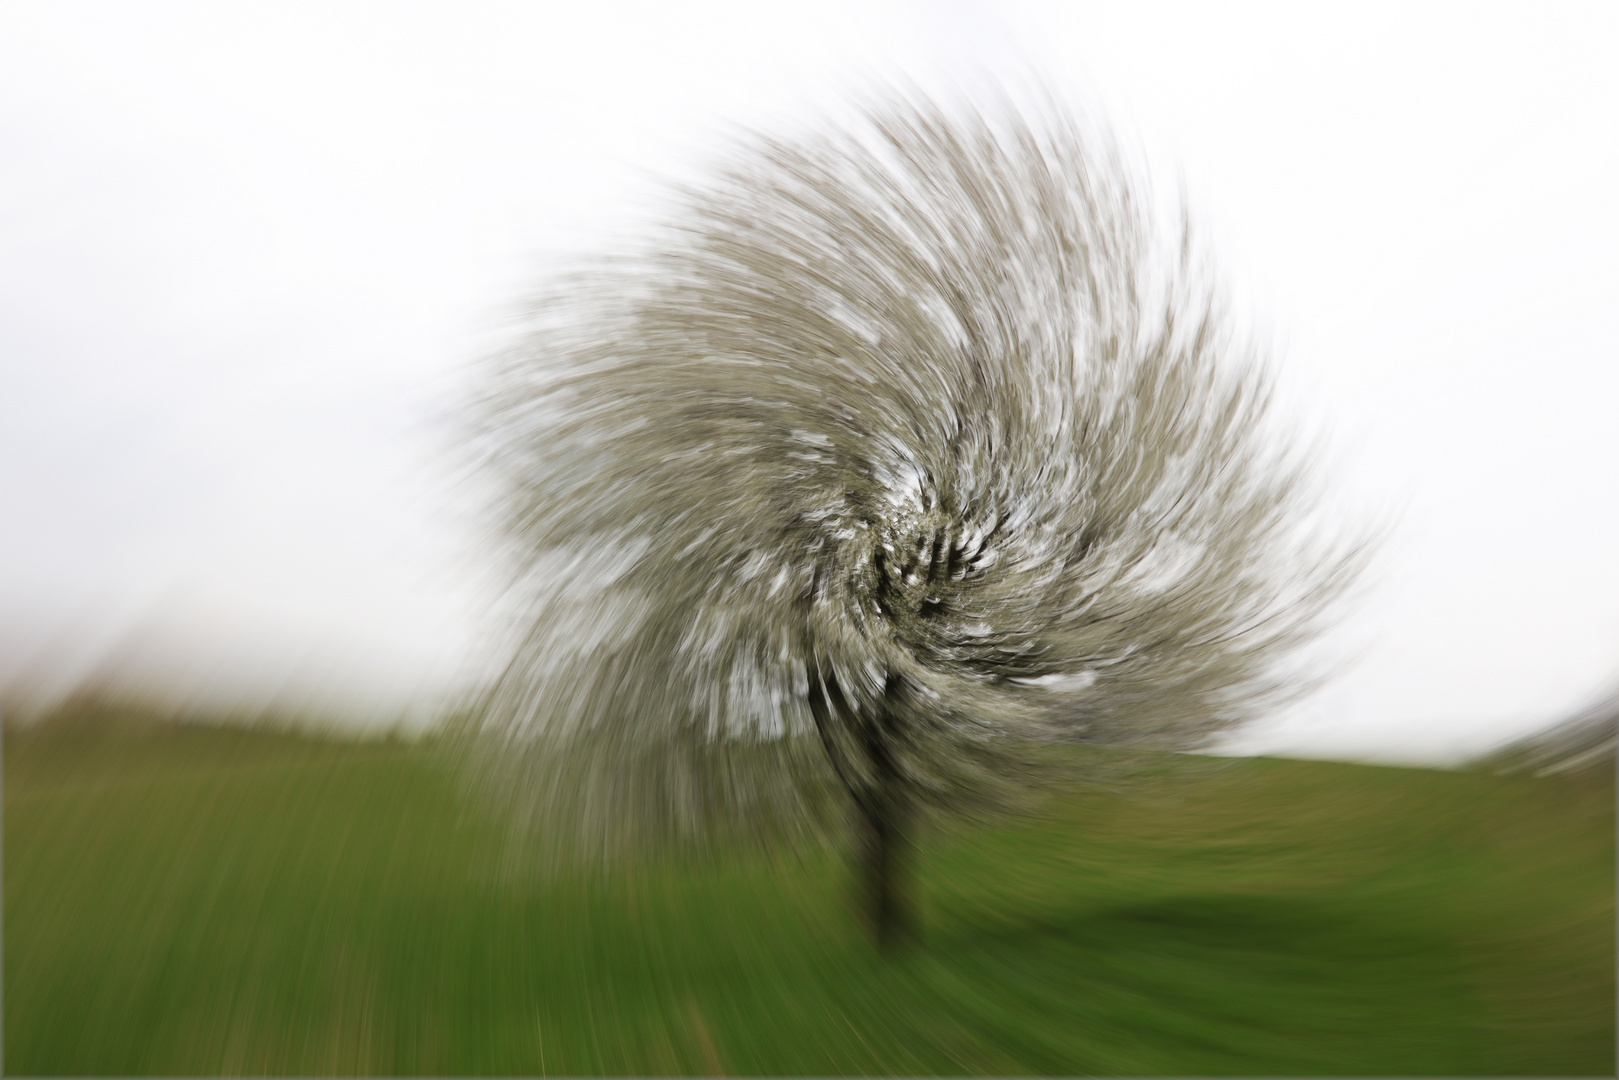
<box><xmin>1</xmin><ymin>2</ymin><xmax>1614</xmax><ymax>760</ymax></box>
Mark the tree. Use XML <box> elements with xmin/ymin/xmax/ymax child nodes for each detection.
<box><xmin>1473</xmin><ymin>679</ymin><xmax>1618</xmax><ymax>778</ymax></box>
<box><xmin>463</xmin><ymin>91</ymin><xmax>1365</xmax><ymax>951</ymax></box>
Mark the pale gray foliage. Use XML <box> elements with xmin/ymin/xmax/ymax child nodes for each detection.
<box><xmin>1475</xmin><ymin>680</ymin><xmax>1618</xmax><ymax>778</ymax></box>
<box><xmin>464</xmin><ymin>92</ymin><xmax>1364</xmax><ymax>860</ymax></box>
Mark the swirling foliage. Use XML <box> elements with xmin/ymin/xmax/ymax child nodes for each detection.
<box><xmin>466</xmin><ymin>93</ymin><xmax>1362</xmax><ymax>859</ymax></box>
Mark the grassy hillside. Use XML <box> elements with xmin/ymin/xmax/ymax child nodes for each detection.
<box><xmin>6</xmin><ymin>707</ymin><xmax>1613</xmax><ymax>1075</ymax></box>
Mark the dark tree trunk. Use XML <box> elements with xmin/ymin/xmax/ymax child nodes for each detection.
<box><xmin>854</xmin><ymin>673</ymin><xmax>916</xmax><ymax>952</ymax></box>
<box><xmin>806</xmin><ymin>664</ymin><xmax>919</xmax><ymax>952</ymax></box>
<box><xmin>855</xmin><ymin>774</ymin><xmax>914</xmax><ymax>952</ymax></box>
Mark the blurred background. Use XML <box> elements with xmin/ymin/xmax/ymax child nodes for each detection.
<box><xmin>4</xmin><ymin>5</ymin><xmax>1614</xmax><ymax>1076</ymax></box>
<box><xmin>2</xmin><ymin>1</ymin><xmax>1616</xmax><ymax>762</ymax></box>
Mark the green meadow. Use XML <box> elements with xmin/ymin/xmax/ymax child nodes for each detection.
<box><xmin>5</xmin><ymin>704</ymin><xmax>1612</xmax><ymax>1075</ymax></box>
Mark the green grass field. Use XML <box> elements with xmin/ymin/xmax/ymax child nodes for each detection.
<box><xmin>6</xmin><ymin>706</ymin><xmax>1613</xmax><ymax>1075</ymax></box>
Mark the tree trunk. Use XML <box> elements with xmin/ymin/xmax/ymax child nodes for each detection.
<box><xmin>807</xmin><ymin>663</ymin><xmax>918</xmax><ymax>952</ymax></box>
<box><xmin>857</xmin><ymin>674</ymin><xmax>915</xmax><ymax>952</ymax></box>
<box><xmin>856</xmin><ymin>780</ymin><xmax>914</xmax><ymax>952</ymax></box>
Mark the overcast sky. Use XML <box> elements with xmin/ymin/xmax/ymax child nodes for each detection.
<box><xmin>2</xmin><ymin>2</ymin><xmax>1614</xmax><ymax>760</ymax></box>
